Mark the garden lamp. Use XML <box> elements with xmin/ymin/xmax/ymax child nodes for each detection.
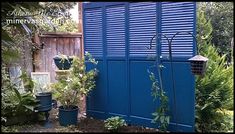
<box><xmin>181</xmin><ymin>32</ymin><xmax>209</xmax><ymax>76</ymax></box>
<box><xmin>188</xmin><ymin>55</ymin><xmax>208</xmax><ymax>75</ymax></box>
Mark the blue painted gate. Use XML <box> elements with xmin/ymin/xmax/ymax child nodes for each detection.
<box><xmin>83</xmin><ymin>2</ymin><xmax>196</xmax><ymax>132</ymax></box>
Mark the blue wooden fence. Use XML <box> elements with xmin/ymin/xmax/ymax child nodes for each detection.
<box><xmin>83</xmin><ymin>2</ymin><xmax>196</xmax><ymax>132</ymax></box>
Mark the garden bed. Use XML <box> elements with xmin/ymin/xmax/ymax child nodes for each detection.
<box><xmin>2</xmin><ymin>109</ymin><xmax>158</xmax><ymax>133</ymax></box>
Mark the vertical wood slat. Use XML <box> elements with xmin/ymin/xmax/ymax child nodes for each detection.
<box><xmin>64</xmin><ymin>38</ymin><xmax>70</xmax><ymax>56</ymax></box>
<box><xmin>38</xmin><ymin>38</ymin><xmax>43</xmax><ymax>72</ymax></box>
<box><xmin>68</xmin><ymin>38</ymin><xmax>72</xmax><ymax>56</ymax></box>
<box><xmin>40</xmin><ymin>37</ymin><xmax>46</xmax><ymax>72</ymax></box>
<box><xmin>50</xmin><ymin>38</ymin><xmax>57</xmax><ymax>82</ymax></box>
<box><xmin>33</xmin><ymin>50</ymin><xmax>40</xmax><ymax>71</ymax></box>
<box><xmin>41</xmin><ymin>37</ymin><xmax>45</xmax><ymax>72</ymax></box>
<box><xmin>69</xmin><ymin>38</ymin><xmax>75</xmax><ymax>56</ymax></box>
<box><xmin>57</xmin><ymin>38</ymin><xmax>64</xmax><ymax>55</ymax></box>
<box><xmin>72</xmin><ymin>38</ymin><xmax>75</xmax><ymax>56</ymax></box>
<box><xmin>45</xmin><ymin>37</ymin><xmax>50</xmax><ymax>72</ymax></box>
<box><xmin>80</xmin><ymin>37</ymin><xmax>83</xmax><ymax>58</ymax></box>
<box><xmin>75</xmin><ymin>37</ymin><xmax>81</xmax><ymax>58</ymax></box>
<box><xmin>34</xmin><ymin>33</ymin><xmax>82</xmax><ymax>83</ymax></box>
<box><xmin>46</xmin><ymin>37</ymin><xmax>52</xmax><ymax>82</ymax></box>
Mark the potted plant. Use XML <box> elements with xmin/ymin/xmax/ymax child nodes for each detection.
<box><xmin>53</xmin><ymin>54</ymin><xmax>74</xmax><ymax>70</ymax></box>
<box><xmin>51</xmin><ymin>52</ymin><xmax>98</xmax><ymax>126</ymax></box>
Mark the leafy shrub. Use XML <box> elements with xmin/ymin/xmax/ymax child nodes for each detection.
<box><xmin>1</xmin><ymin>66</ymin><xmax>39</xmax><ymax>126</ymax></box>
<box><xmin>51</xmin><ymin>52</ymin><xmax>98</xmax><ymax>109</ymax></box>
<box><xmin>195</xmin><ymin>10</ymin><xmax>234</xmax><ymax>132</ymax></box>
<box><xmin>104</xmin><ymin>116</ymin><xmax>126</xmax><ymax>132</ymax></box>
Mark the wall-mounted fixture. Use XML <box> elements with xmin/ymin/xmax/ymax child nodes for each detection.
<box><xmin>188</xmin><ymin>55</ymin><xmax>208</xmax><ymax>75</ymax></box>
<box><xmin>41</xmin><ymin>42</ymin><xmax>45</xmax><ymax>49</ymax></box>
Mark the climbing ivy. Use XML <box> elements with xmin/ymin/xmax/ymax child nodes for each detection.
<box><xmin>148</xmin><ymin>63</ymin><xmax>170</xmax><ymax>132</ymax></box>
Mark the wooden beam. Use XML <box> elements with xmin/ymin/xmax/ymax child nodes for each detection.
<box><xmin>39</xmin><ymin>32</ymin><xmax>82</xmax><ymax>38</ymax></box>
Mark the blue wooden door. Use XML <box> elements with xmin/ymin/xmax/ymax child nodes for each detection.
<box><xmin>83</xmin><ymin>2</ymin><xmax>196</xmax><ymax>132</ymax></box>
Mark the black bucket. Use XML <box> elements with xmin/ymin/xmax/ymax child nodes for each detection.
<box><xmin>36</xmin><ymin>92</ymin><xmax>52</xmax><ymax>112</ymax></box>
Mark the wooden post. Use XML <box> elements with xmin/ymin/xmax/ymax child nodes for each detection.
<box><xmin>78</xmin><ymin>2</ymin><xmax>84</xmax><ymax>58</ymax></box>
<box><xmin>78</xmin><ymin>2</ymin><xmax>83</xmax><ymax>33</ymax></box>
<box><xmin>77</xmin><ymin>3</ymin><xmax>85</xmax><ymax>117</ymax></box>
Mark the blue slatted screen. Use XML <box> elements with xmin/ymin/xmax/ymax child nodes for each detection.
<box><xmin>84</xmin><ymin>8</ymin><xmax>103</xmax><ymax>58</ymax></box>
<box><xmin>161</xmin><ymin>2</ymin><xmax>194</xmax><ymax>58</ymax></box>
<box><xmin>106</xmin><ymin>5</ymin><xmax>126</xmax><ymax>57</ymax></box>
<box><xmin>129</xmin><ymin>2</ymin><xmax>156</xmax><ymax>57</ymax></box>
<box><xmin>84</xmin><ymin>2</ymin><xmax>196</xmax><ymax>132</ymax></box>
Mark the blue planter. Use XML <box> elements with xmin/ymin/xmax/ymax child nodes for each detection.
<box><xmin>35</xmin><ymin>92</ymin><xmax>52</xmax><ymax>112</ymax></box>
<box><xmin>53</xmin><ymin>57</ymin><xmax>73</xmax><ymax>70</ymax></box>
<box><xmin>59</xmin><ymin>105</ymin><xmax>79</xmax><ymax>126</ymax></box>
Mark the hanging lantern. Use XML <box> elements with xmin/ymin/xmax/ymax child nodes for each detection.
<box><xmin>188</xmin><ymin>55</ymin><xmax>208</xmax><ymax>75</ymax></box>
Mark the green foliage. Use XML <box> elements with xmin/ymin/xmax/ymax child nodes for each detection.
<box><xmin>39</xmin><ymin>19</ymin><xmax>78</xmax><ymax>33</ymax></box>
<box><xmin>149</xmin><ymin>70</ymin><xmax>170</xmax><ymax>132</ymax></box>
<box><xmin>51</xmin><ymin>52</ymin><xmax>98</xmax><ymax>109</ymax></box>
<box><xmin>54</xmin><ymin>54</ymin><xmax>73</xmax><ymax>69</ymax></box>
<box><xmin>55</xmin><ymin>20</ymin><xmax>78</xmax><ymax>33</ymax></box>
<box><xmin>195</xmin><ymin>10</ymin><xmax>234</xmax><ymax>132</ymax></box>
<box><xmin>1</xmin><ymin>124</ymin><xmax>35</xmax><ymax>132</ymax></box>
<box><xmin>104</xmin><ymin>116</ymin><xmax>126</xmax><ymax>132</ymax></box>
<box><xmin>1</xmin><ymin>47</ymin><xmax>21</xmax><ymax>65</ymax></box>
<box><xmin>38</xmin><ymin>2</ymin><xmax>78</xmax><ymax>33</ymax></box>
<box><xmin>40</xmin><ymin>2</ymin><xmax>76</xmax><ymax>18</ymax></box>
<box><xmin>198</xmin><ymin>2</ymin><xmax>234</xmax><ymax>62</ymax></box>
<box><xmin>1</xmin><ymin>125</ymin><xmax>19</xmax><ymax>132</ymax></box>
<box><xmin>2</xmin><ymin>26</ymin><xmax>35</xmax><ymax>65</ymax></box>
<box><xmin>55</xmin><ymin>54</ymin><xmax>73</xmax><ymax>63</ymax></box>
<box><xmin>1</xmin><ymin>2</ymin><xmax>77</xmax><ymax>65</ymax></box>
<box><xmin>196</xmin><ymin>10</ymin><xmax>213</xmax><ymax>44</ymax></box>
<box><xmin>19</xmin><ymin>71</ymin><xmax>35</xmax><ymax>93</ymax></box>
<box><xmin>1</xmin><ymin>2</ymin><xmax>44</xmax><ymax>39</ymax></box>
<box><xmin>1</xmin><ymin>2</ymin><xmax>44</xmax><ymax>65</ymax></box>
<box><xmin>1</xmin><ymin>66</ymin><xmax>39</xmax><ymax>125</ymax></box>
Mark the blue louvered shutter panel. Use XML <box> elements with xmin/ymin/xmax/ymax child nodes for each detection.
<box><xmin>129</xmin><ymin>2</ymin><xmax>157</xmax><ymax>57</ymax></box>
<box><xmin>161</xmin><ymin>2</ymin><xmax>195</xmax><ymax>59</ymax></box>
<box><xmin>84</xmin><ymin>8</ymin><xmax>103</xmax><ymax>58</ymax></box>
<box><xmin>106</xmin><ymin>5</ymin><xmax>126</xmax><ymax>57</ymax></box>
<box><xmin>83</xmin><ymin>2</ymin><xmax>196</xmax><ymax>132</ymax></box>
